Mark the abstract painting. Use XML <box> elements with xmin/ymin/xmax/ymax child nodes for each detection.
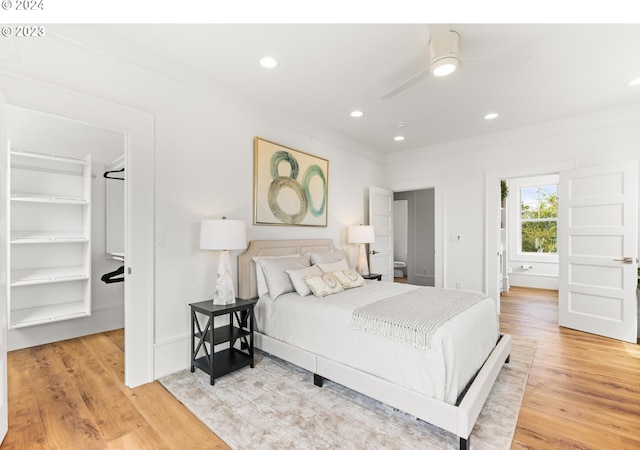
<box><xmin>254</xmin><ymin>137</ymin><xmax>328</xmax><ymax>226</ymax></box>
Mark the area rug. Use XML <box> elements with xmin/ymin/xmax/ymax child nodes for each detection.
<box><xmin>160</xmin><ymin>336</ymin><xmax>537</xmax><ymax>449</ymax></box>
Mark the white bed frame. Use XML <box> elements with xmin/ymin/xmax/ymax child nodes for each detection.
<box><xmin>238</xmin><ymin>239</ymin><xmax>512</xmax><ymax>450</ymax></box>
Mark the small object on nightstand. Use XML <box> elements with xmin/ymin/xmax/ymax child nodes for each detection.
<box><xmin>362</xmin><ymin>273</ymin><xmax>382</xmax><ymax>281</ymax></box>
<box><xmin>190</xmin><ymin>297</ymin><xmax>257</xmax><ymax>385</ymax></box>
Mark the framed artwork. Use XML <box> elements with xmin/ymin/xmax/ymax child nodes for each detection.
<box><xmin>254</xmin><ymin>137</ymin><xmax>329</xmax><ymax>226</ymax></box>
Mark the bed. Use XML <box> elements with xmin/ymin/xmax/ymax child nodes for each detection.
<box><xmin>237</xmin><ymin>239</ymin><xmax>511</xmax><ymax>450</ymax></box>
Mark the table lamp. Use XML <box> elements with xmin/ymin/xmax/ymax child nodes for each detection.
<box><xmin>200</xmin><ymin>217</ymin><xmax>247</xmax><ymax>305</ymax></box>
<box><xmin>348</xmin><ymin>225</ymin><xmax>375</xmax><ymax>276</ymax></box>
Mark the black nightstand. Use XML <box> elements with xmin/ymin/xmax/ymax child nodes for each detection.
<box><xmin>362</xmin><ymin>273</ymin><xmax>382</xmax><ymax>281</ymax></box>
<box><xmin>190</xmin><ymin>298</ymin><xmax>257</xmax><ymax>385</ymax></box>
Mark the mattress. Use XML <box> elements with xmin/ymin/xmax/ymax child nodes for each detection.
<box><xmin>255</xmin><ymin>281</ymin><xmax>499</xmax><ymax>404</ymax></box>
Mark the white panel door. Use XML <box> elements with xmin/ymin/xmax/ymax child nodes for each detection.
<box><xmin>0</xmin><ymin>93</ymin><xmax>9</xmax><ymax>443</ymax></box>
<box><xmin>559</xmin><ymin>161</ymin><xmax>638</xmax><ymax>343</ymax></box>
<box><xmin>369</xmin><ymin>186</ymin><xmax>394</xmax><ymax>281</ymax></box>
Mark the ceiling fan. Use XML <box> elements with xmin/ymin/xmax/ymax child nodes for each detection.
<box><xmin>380</xmin><ymin>25</ymin><xmax>464</xmax><ymax>100</ymax></box>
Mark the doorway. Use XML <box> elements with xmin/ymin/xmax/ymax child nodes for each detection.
<box><xmin>486</xmin><ymin>160</ymin><xmax>575</xmax><ymax>313</ymax></box>
<box><xmin>6</xmin><ymin>105</ymin><xmax>126</xmax><ymax>350</ymax></box>
<box><xmin>0</xmin><ymin>75</ymin><xmax>155</xmax><ymax>387</ymax></box>
<box><xmin>502</xmin><ymin>174</ymin><xmax>560</xmax><ymax>293</ymax></box>
<box><xmin>394</xmin><ymin>189</ymin><xmax>435</xmax><ymax>286</ymax></box>
<box><xmin>390</xmin><ymin>175</ymin><xmax>444</xmax><ymax>288</ymax></box>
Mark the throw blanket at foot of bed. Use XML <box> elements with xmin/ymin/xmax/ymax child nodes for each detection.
<box><xmin>351</xmin><ymin>287</ymin><xmax>486</xmax><ymax>349</ymax></box>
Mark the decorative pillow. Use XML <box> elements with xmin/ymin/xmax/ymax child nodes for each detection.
<box><xmin>307</xmin><ymin>249</ymin><xmax>348</xmax><ymax>265</ymax></box>
<box><xmin>331</xmin><ymin>270</ymin><xmax>367</xmax><ymax>289</ymax></box>
<box><xmin>253</xmin><ymin>254</ymin><xmax>300</xmax><ymax>297</ymax></box>
<box><xmin>286</xmin><ymin>265</ymin><xmax>323</xmax><ymax>297</ymax></box>
<box><xmin>304</xmin><ymin>273</ymin><xmax>344</xmax><ymax>298</ymax></box>
<box><xmin>259</xmin><ymin>255</ymin><xmax>311</xmax><ymax>300</ymax></box>
<box><xmin>317</xmin><ymin>259</ymin><xmax>350</xmax><ymax>272</ymax></box>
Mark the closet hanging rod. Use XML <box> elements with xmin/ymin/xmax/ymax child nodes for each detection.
<box><xmin>103</xmin><ymin>168</ymin><xmax>125</xmax><ymax>180</ymax></box>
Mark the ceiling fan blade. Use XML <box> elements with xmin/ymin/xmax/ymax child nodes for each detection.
<box><xmin>380</xmin><ymin>66</ymin><xmax>431</xmax><ymax>100</ymax></box>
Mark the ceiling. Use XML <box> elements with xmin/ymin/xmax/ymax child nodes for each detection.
<box><xmin>57</xmin><ymin>24</ymin><xmax>640</xmax><ymax>156</ymax></box>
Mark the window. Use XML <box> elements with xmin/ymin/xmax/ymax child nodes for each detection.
<box><xmin>520</xmin><ymin>184</ymin><xmax>557</xmax><ymax>253</ymax></box>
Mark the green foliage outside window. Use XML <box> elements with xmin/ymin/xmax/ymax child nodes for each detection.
<box><xmin>520</xmin><ymin>185</ymin><xmax>558</xmax><ymax>253</ymax></box>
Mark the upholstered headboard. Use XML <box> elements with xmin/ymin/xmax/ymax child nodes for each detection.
<box><xmin>237</xmin><ymin>239</ymin><xmax>339</xmax><ymax>299</ymax></box>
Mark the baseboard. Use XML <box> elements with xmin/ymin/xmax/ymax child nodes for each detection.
<box><xmin>509</xmin><ymin>274</ymin><xmax>559</xmax><ymax>290</ymax></box>
<box><xmin>154</xmin><ymin>333</ymin><xmax>191</xmax><ymax>379</ymax></box>
<box><xmin>7</xmin><ymin>305</ymin><xmax>124</xmax><ymax>351</ymax></box>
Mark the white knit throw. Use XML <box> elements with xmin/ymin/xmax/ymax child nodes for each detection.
<box><xmin>351</xmin><ymin>287</ymin><xmax>486</xmax><ymax>349</ymax></box>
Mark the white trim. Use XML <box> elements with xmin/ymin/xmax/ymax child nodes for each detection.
<box><xmin>154</xmin><ymin>333</ymin><xmax>190</xmax><ymax>348</ymax></box>
<box><xmin>510</xmin><ymin>272</ymin><xmax>558</xmax><ymax>278</ymax></box>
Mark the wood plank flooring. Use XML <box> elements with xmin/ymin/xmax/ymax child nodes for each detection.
<box><xmin>500</xmin><ymin>287</ymin><xmax>640</xmax><ymax>449</ymax></box>
<box><xmin>1</xmin><ymin>287</ymin><xmax>639</xmax><ymax>449</ymax></box>
<box><xmin>1</xmin><ymin>329</ymin><xmax>228</xmax><ymax>450</ymax></box>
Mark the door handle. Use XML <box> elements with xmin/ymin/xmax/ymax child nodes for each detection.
<box><xmin>613</xmin><ymin>257</ymin><xmax>634</xmax><ymax>264</ymax></box>
<box><xmin>370</xmin><ymin>250</ymin><xmax>379</xmax><ymax>255</ymax></box>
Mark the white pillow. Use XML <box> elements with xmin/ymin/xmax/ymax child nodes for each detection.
<box><xmin>307</xmin><ymin>250</ymin><xmax>347</xmax><ymax>265</ymax></box>
<box><xmin>331</xmin><ymin>269</ymin><xmax>367</xmax><ymax>289</ymax></box>
<box><xmin>286</xmin><ymin>265</ymin><xmax>323</xmax><ymax>297</ymax></box>
<box><xmin>304</xmin><ymin>273</ymin><xmax>344</xmax><ymax>298</ymax></box>
<box><xmin>317</xmin><ymin>259</ymin><xmax>349</xmax><ymax>272</ymax></box>
<box><xmin>253</xmin><ymin>254</ymin><xmax>300</xmax><ymax>297</ymax></box>
<box><xmin>259</xmin><ymin>255</ymin><xmax>311</xmax><ymax>300</ymax></box>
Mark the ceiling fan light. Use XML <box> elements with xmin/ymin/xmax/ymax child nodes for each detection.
<box><xmin>431</xmin><ymin>56</ymin><xmax>458</xmax><ymax>77</ymax></box>
<box><xmin>259</xmin><ymin>56</ymin><xmax>278</xmax><ymax>69</ymax></box>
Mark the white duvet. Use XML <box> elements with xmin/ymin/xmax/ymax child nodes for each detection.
<box><xmin>255</xmin><ymin>281</ymin><xmax>499</xmax><ymax>404</ymax></box>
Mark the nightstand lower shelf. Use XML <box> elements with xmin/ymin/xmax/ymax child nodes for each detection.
<box><xmin>192</xmin><ymin>348</ymin><xmax>253</xmax><ymax>379</ymax></box>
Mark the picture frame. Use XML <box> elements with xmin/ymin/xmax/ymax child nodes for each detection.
<box><xmin>254</xmin><ymin>137</ymin><xmax>329</xmax><ymax>227</ymax></box>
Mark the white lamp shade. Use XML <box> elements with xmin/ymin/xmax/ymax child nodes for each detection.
<box><xmin>348</xmin><ymin>225</ymin><xmax>375</xmax><ymax>244</ymax></box>
<box><xmin>200</xmin><ymin>219</ymin><xmax>247</xmax><ymax>250</ymax></box>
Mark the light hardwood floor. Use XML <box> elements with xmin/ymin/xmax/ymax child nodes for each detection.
<box><xmin>501</xmin><ymin>287</ymin><xmax>640</xmax><ymax>449</ymax></box>
<box><xmin>1</xmin><ymin>329</ymin><xmax>229</xmax><ymax>450</ymax></box>
<box><xmin>1</xmin><ymin>287</ymin><xmax>639</xmax><ymax>449</ymax></box>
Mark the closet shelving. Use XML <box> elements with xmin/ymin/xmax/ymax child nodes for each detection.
<box><xmin>8</xmin><ymin>149</ymin><xmax>92</xmax><ymax>329</ymax></box>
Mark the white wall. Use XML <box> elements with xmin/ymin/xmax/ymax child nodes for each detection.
<box><xmin>386</xmin><ymin>104</ymin><xmax>640</xmax><ymax>294</ymax></box>
<box><xmin>6</xmin><ymin>107</ymin><xmax>125</xmax><ymax>350</ymax></box>
<box><xmin>0</xmin><ymin>30</ymin><xmax>386</xmax><ymax>376</ymax></box>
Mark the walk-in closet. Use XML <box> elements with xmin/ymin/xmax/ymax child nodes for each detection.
<box><xmin>6</xmin><ymin>106</ymin><xmax>125</xmax><ymax>350</ymax></box>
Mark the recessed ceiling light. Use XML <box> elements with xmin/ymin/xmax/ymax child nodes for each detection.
<box><xmin>350</xmin><ymin>110</ymin><xmax>364</xmax><ymax>118</ymax></box>
<box><xmin>394</xmin><ymin>136</ymin><xmax>405</xmax><ymax>141</ymax></box>
<box><xmin>628</xmin><ymin>77</ymin><xmax>640</xmax><ymax>86</ymax></box>
<box><xmin>259</xmin><ymin>56</ymin><xmax>278</xmax><ymax>69</ymax></box>
<box><xmin>484</xmin><ymin>113</ymin><xmax>499</xmax><ymax>120</ymax></box>
<box><xmin>396</xmin><ymin>121</ymin><xmax>407</xmax><ymax>128</ymax></box>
